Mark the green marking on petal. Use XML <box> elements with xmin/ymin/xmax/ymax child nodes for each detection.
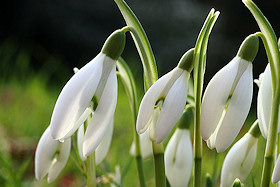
<box><xmin>155</xmin><ymin>97</ymin><xmax>165</xmax><ymax>109</ymax></box>
<box><xmin>92</xmin><ymin>95</ymin><xmax>99</xmax><ymax>111</ymax></box>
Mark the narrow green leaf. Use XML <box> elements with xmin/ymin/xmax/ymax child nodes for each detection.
<box><xmin>17</xmin><ymin>157</ymin><xmax>32</xmax><ymax>180</ymax></box>
<box><xmin>114</xmin><ymin>0</ymin><xmax>158</xmax><ymax>90</ymax></box>
<box><xmin>193</xmin><ymin>8</ymin><xmax>219</xmax><ymax>187</ymax></box>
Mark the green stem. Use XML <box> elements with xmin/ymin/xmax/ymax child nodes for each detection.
<box><xmin>114</xmin><ymin>0</ymin><xmax>158</xmax><ymax>90</ymax></box>
<box><xmin>278</xmin><ymin>133</ymin><xmax>280</xmax><ymax>156</ymax></box>
<box><xmin>242</xmin><ymin>1</ymin><xmax>280</xmax><ymax>186</ymax></box>
<box><xmin>152</xmin><ymin>141</ymin><xmax>166</xmax><ymax>187</ymax></box>
<box><xmin>114</xmin><ymin>1</ymin><xmax>165</xmax><ymax>186</ymax></box>
<box><xmin>193</xmin><ymin>9</ymin><xmax>219</xmax><ymax>187</ymax></box>
<box><xmin>117</xmin><ymin>58</ymin><xmax>146</xmax><ymax>187</ymax></box>
<box><xmin>261</xmin><ymin>92</ymin><xmax>280</xmax><ymax>187</ymax></box>
<box><xmin>86</xmin><ymin>153</ymin><xmax>96</xmax><ymax>187</ymax></box>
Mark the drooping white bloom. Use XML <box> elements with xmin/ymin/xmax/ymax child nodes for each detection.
<box><xmin>220</xmin><ymin>133</ymin><xmax>258</xmax><ymax>187</ymax></box>
<box><xmin>272</xmin><ymin>154</ymin><xmax>280</xmax><ymax>184</ymax></box>
<box><xmin>164</xmin><ymin>128</ymin><xmax>193</xmax><ymax>187</ymax></box>
<box><xmin>77</xmin><ymin>119</ymin><xmax>114</xmax><ymax>164</ymax></box>
<box><xmin>201</xmin><ymin>56</ymin><xmax>253</xmax><ymax>152</ymax></box>
<box><xmin>136</xmin><ymin>67</ymin><xmax>189</xmax><ymax>143</ymax></box>
<box><xmin>257</xmin><ymin>64</ymin><xmax>280</xmax><ymax>138</ymax></box>
<box><xmin>50</xmin><ymin>30</ymin><xmax>125</xmax><ymax>157</ymax></box>
<box><xmin>201</xmin><ymin>33</ymin><xmax>260</xmax><ymax>153</ymax></box>
<box><xmin>35</xmin><ymin>126</ymin><xmax>71</xmax><ymax>183</ymax></box>
<box><xmin>130</xmin><ymin>129</ymin><xmax>153</xmax><ymax>160</ymax></box>
<box><xmin>136</xmin><ymin>49</ymin><xmax>194</xmax><ymax>143</ymax></box>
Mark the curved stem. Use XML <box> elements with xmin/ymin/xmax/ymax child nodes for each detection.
<box><xmin>114</xmin><ymin>0</ymin><xmax>158</xmax><ymax>90</ymax></box>
<box><xmin>115</xmin><ymin>1</ymin><xmax>164</xmax><ymax>186</ymax></box>
<box><xmin>117</xmin><ymin>58</ymin><xmax>146</xmax><ymax>187</ymax></box>
<box><xmin>242</xmin><ymin>1</ymin><xmax>280</xmax><ymax>186</ymax></box>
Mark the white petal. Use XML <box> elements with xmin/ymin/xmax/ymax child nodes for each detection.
<box><xmin>258</xmin><ymin>65</ymin><xmax>271</xmax><ymax>138</ymax></box>
<box><xmin>64</xmin><ymin>107</ymin><xmax>92</xmax><ymax>139</ymax></box>
<box><xmin>83</xmin><ymin>63</ymin><xmax>117</xmax><ymax>157</ymax></box>
<box><xmin>257</xmin><ymin>64</ymin><xmax>280</xmax><ymax>138</ymax></box>
<box><xmin>95</xmin><ymin>119</ymin><xmax>114</xmax><ymax>165</ymax></box>
<box><xmin>77</xmin><ymin>124</ymin><xmax>86</xmax><ymax>161</ymax></box>
<box><xmin>155</xmin><ymin>71</ymin><xmax>189</xmax><ymax>143</ymax></box>
<box><xmin>272</xmin><ymin>154</ymin><xmax>280</xmax><ymax>183</ymax></box>
<box><xmin>201</xmin><ymin>57</ymin><xmax>239</xmax><ymax>140</ymax></box>
<box><xmin>50</xmin><ymin>54</ymin><xmax>105</xmax><ymax>140</ymax></box>
<box><xmin>149</xmin><ymin>108</ymin><xmax>160</xmax><ymax>141</ymax></box>
<box><xmin>215</xmin><ymin>62</ymin><xmax>253</xmax><ymax>152</ymax></box>
<box><xmin>221</xmin><ymin>134</ymin><xmax>258</xmax><ymax>187</ymax></box>
<box><xmin>136</xmin><ymin>69</ymin><xmax>177</xmax><ymax>134</ymax></box>
<box><xmin>165</xmin><ymin>129</ymin><xmax>193</xmax><ymax>187</ymax></box>
<box><xmin>130</xmin><ymin>128</ymin><xmax>153</xmax><ymax>160</ymax></box>
<box><xmin>47</xmin><ymin>137</ymin><xmax>71</xmax><ymax>183</ymax></box>
<box><xmin>35</xmin><ymin>127</ymin><xmax>58</xmax><ymax>180</ymax></box>
<box><xmin>140</xmin><ymin>130</ymin><xmax>153</xmax><ymax>159</ymax></box>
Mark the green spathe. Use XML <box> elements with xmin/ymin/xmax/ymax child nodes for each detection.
<box><xmin>231</xmin><ymin>178</ymin><xmax>242</xmax><ymax>187</ymax></box>
<box><xmin>237</xmin><ymin>34</ymin><xmax>259</xmax><ymax>62</ymax></box>
<box><xmin>248</xmin><ymin>120</ymin><xmax>261</xmax><ymax>138</ymax></box>
<box><xmin>178</xmin><ymin>48</ymin><xmax>194</xmax><ymax>72</ymax></box>
<box><xmin>101</xmin><ymin>29</ymin><xmax>126</xmax><ymax>60</ymax></box>
<box><xmin>178</xmin><ymin>105</ymin><xmax>193</xmax><ymax>129</ymax></box>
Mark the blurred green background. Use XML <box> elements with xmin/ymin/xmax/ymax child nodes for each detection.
<box><xmin>0</xmin><ymin>0</ymin><xmax>279</xmax><ymax>186</ymax></box>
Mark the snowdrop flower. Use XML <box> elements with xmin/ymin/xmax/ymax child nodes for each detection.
<box><xmin>136</xmin><ymin>48</ymin><xmax>194</xmax><ymax>143</ymax></box>
<box><xmin>130</xmin><ymin>130</ymin><xmax>153</xmax><ymax>160</ymax></box>
<box><xmin>77</xmin><ymin>119</ymin><xmax>114</xmax><ymax>164</ymax></box>
<box><xmin>50</xmin><ymin>29</ymin><xmax>126</xmax><ymax>157</ymax></box>
<box><xmin>164</xmin><ymin>108</ymin><xmax>193</xmax><ymax>187</ymax></box>
<box><xmin>201</xmin><ymin>34</ymin><xmax>259</xmax><ymax>152</ymax></box>
<box><xmin>220</xmin><ymin>121</ymin><xmax>260</xmax><ymax>187</ymax></box>
<box><xmin>35</xmin><ymin>126</ymin><xmax>71</xmax><ymax>183</ymax></box>
<box><xmin>110</xmin><ymin>165</ymin><xmax>121</xmax><ymax>187</ymax></box>
<box><xmin>272</xmin><ymin>154</ymin><xmax>280</xmax><ymax>184</ymax></box>
<box><xmin>256</xmin><ymin>64</ymin><xmax>280</xmax><ymax>138</ymax></box>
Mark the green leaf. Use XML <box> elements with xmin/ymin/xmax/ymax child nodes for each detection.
<box><xmin>114</xmin><ymin>0</ymin><xmax>158</xmax><ymax>90</ymax></box>
<box><xmin>17</xmin><ymin>157</ymin><xmax>32</xmax><ymax>181</ymax></box>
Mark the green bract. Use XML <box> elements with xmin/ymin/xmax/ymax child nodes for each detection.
<box><xmin>248</xmin><ymin>120</ymin><xmax>261</xmax><ymax>138</ymax></box>
<box><xmin>101</xmin><ymin>29</ymin><xmax>126</xmax><ymax>60</ymax></box>
<box><xmin>237</xmin><ymin>34</ymin><xmax>259</xmax><ymax>62</ymax></box>
<box><xmin>178</xmin><ymin>48</ymin><xmax>195</xmax><ymax>72</ymax></box>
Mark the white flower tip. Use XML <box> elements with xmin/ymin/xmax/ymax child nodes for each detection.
<box><xmin>216</xmin><ymin>146</ymin><xmax>226</xmax><ymax>153</ymax></box>
<box><xmin>156</xmin><ymin>136</ymin><xmax>164</xmax><ymax>144</ymax></box>
<box><xmin>83</xmin><ymin>147</ymin><xmax>91</xmax><ymax>158</ymax></box>
<box><xmin>83</xmin><ymin>141</ymin><xmax>97</xmax><ymax>158</ymax></box>
<box><xmin>272</xmin><ymin>178</ymin><xmax>278</xmax><ymax>184</ymax></box>
<box><xmin>137</xmin><ymin>126</ymin><xmax>146</xmax><ymax>135</ymax></box>
<box><xmin>50</xmin><ymin>125</ymin><xmax>61</xmax><ymax>140</ymax></box>
<box><xmin>47</xmin><ymin>176</ymin><xmax>55</xmax><ymax>183</ymax></box>
<box><xmin>35</xmin><ymin>173</ymin><xmax>43</xmax><ymax>181</ymax></box>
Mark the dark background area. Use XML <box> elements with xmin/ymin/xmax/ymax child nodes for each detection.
<box><xmin>0</xmin><ymin>0</ymin><xmax>279</xmax><ymax>104</ymax></box>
